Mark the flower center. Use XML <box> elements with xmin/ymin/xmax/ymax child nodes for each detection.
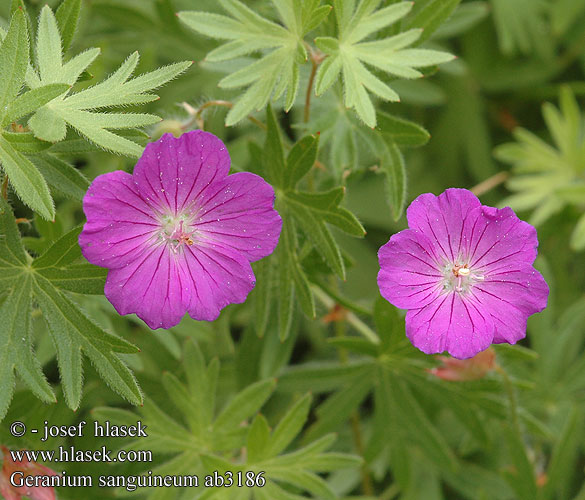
<box><xmin>159</xmin><ymin>216</ymin><xmax>196</xmax><ymax>253</ymax></box>
<box><xmin>442</xmin><ymin>261</ymin><xmax>484</xmax><ymax>294</ymax></box>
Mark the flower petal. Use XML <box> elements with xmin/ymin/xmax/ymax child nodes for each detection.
<box><xmin>464</xmin><ymin>206</ymin><xmax>539</xmax><ymax>270</ymax></box>
<box><xmin>133</xmin><ymin>131</ymin><xmax>230</xmax><ymax>215</ymax></box>
<box><xmin>472</xmin><ymin>263</ymin><xmax>548</xmax><ymax>344</ymax></box>
<box><xmin>79</xmin><ymin>171</ymin><xmax>160</xmax><ymax>268</ymax></box>
<box><xmin>377</xmin><ymin>229</ymin><xmax>443</xmax><ymax>309</ymax></box>
<box><xmin>182</xmin><ymin>241</ymin><xmax>256</xmax><ymax>321</ymax></box>
<box><xmin>406</xmin><ymin>188</ymin><xmax>481</xmax><ymax>262</ymax></box>
<box><xmin>104</xmin><ymin>243</ymin><xmax>189</xmax><ymax>329</ymax></box>
<box><xmin>193</xmin><ymin>172</ymin><xmax>282</xmax><ymax>261</ymax></box>
<box><xmin>406</xmin><ymin>292</ymin><xmax>494</xmax><ymax>359</ymax></box>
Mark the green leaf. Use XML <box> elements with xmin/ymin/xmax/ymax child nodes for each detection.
<box><xmin>32</xmin><ymin>226</ymin><xmax>106</xmax><ymax>294</ymax></box>
<box><xmin>543</xmin><ymin>406</ymin><xmax>582</xmax><ymax>499</ymax></box>
<box><xmin>267</xmin><ymin>393</ymin><xmax>312</xmax><ymax>457</ymax></box>
<box><xmin>377</xmin><ymin>111</ymin><xmax>430</xmax><ymax>147</ymax></box>
<box><xmin>36</xmin><ymin>5</ymin><xmax>63</xmax><ymax>83</ymax></box>
<box><xmin>3</xmin><ymin>132</ymin><xmax>51</xmax><ymax>154</ymax></box>
<box><xmin>490</xmin><ymin>0</ymin><xmax>548</xmax><ymax>57</ymax></box>
<box><xmin>264</xmin><ymin>102</ymin><xmax>286</xmax><ymax>187</ymax></box>
<box><xmin>286</xmin><ymin>188</ymin><xmax>366</xmax><ymax>237</ymax></box>
<box><xmin>0</xmin><ymin>135</ymin><xmax>55</xmax><ymax>220</ymax></box>
<box><xmin>571</xmin><ymin>212</ymin><xmax>585</xmax><ymax>251</ymax></box>
<box><xmin>315</xmin><ymin>0</ymin><xmax>454</xmax><ymax>126</ymax></box>
<box><xmin>432</xmin><ymin>2</ymin><xmax>490</xmax><ymax>39</ymax></box>
<box><xmin>328</xmin><ymin>336</ymin><xmax>379</xmax><ymax>357</ymax></box>
<box><xmin>247</xmin><ymin>414</ymin><xmax>271</xmax><ymax>463</ymax></box>
<box><xmin>0</xmin><ymin>277</ymin><xmax>56</xmax><ymax>422</ymax></box>
<box><xmin>253</xmin><ymin>258</ymin><xmax>274</xmax><ymax>338</ymax></box>
<box><xmin>305</xmin><ymin>373</ymin><xmax>373</xmax><ymax>441</ymax></box>
<box><xmin>0</xmin><ymin>9</ymin><xmax>29</xmax><ymax>123</ymax></box>
<box><xmin>214</xmin><ymin>378</ymin><xmax>276</xmax><ymax>432</ymax></box>
<box><xmin>33</xmin><ymin>225</ymin><xmax>84</xmax><ymax>268</ymax></box>
<box><xmin>269</xmin><ymin>469</ymin><xmax>336</xmax><ymax>500</ymax></box>
<box><xmin>381</xmin><ymin>140</ymin><xmax>407</xmax><ymax>220</ymax></box>
<box><xmin>502</xmin><ymin>425</ymin><xmax>538</xmax><ymax>499</ymax></box>
<box><xmin>179</xmin><ymin>0</ymin><xmax>324</xmax><ymax>124</ymax></box>
<box><xmin>407</xmin><ymin>0</ymin><xmax>462</xmax><ymax>44</ymax></box>
<box><xmin>390</xmin><ymin>376</ymin><xmax>458</xmax><ymax>471</ymax></box>
<box><xmin>55</xmin><ymin>0</ymin><xmax>81</xmax><ymax>52</ymax></box>
<box><xmin>27</xmin><ymin>9</ymin><xmax>192</xmax><ymax>155</ymax></box>
<box><xmin>290</xmin><ymin>205</ymin><xmax>345</xmax><ymax>279</ymax></box>
<box><xmin>33</xmin><ymin>275</ymin><xmax>142</xmax><ymax>409</ymax></box>
<box><xmin>0</xmin><ymin>195</ymin><xmax>27</xmax><ymax>265</ymax></box>
<box><xmin>285</xmin><ymin>134</ymin><xmax>320</xmax><ymax>188</ymax></box>
<box><xmin>277</xmin><ymin>215</ymin><xmax>296</xmax><ymax>340</ymax></box>
<box><xmin>28</xmin><ymin>106</ymin><xmax>68</xmax><ymax>143</ymax></box>
<box><xmin>30</xmin><ymin>153</ymin><xmax>89</xmax><ymax>201</ymax></box>
<box><xmin>374</xmin><ymin>296</ymin><xmax>404</xmax><ymax>351</ymax></box>
<box><xmin>3</xmin><ymin>84</ymin><xmax>69</xmax><ymax>126</ymax></box>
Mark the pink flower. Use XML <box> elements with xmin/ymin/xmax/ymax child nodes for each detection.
<box><xmin>0</xmin><ymin>446</ymin><xmax>58</xmax><ymax>500</ymax></box>
<box><xmin>428</xmin><ymin>347</ymin><xmax>496</xmax><ymax>381</ymax></box>
<box><xmin>79</xmin><ymin>131</ymin><xmax>282</xmax><ymax>329</ymax></box>
<box><xmin>377</xmin><ymin>188</ymin><xmax>548</xmax><ymax>359</ymax></box>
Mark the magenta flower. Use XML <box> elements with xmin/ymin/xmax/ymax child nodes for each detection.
<box><xmin>377</xmin><ymin>188</ymin><xmax>548</xmax><ymax>359</ymax></box>
<box><xmin>79</xmin><ymin>131</ymin><xmax>282</xmax><ymax>329</ymax></box>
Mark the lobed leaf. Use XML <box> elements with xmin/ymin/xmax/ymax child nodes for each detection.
<box><xmin>315</xmin><ymin>0</ymin><xmax>454</xmax><ymax>126</ymax></box>
<box><xmin>0</xmin><ymin>135</ymin><xmax>54</xmax><ymax>220</ymax></box>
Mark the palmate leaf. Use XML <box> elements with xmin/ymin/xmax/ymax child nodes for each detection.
<box><xmin>0</xmin><ymin>199</ymin><xmax>140</xmax><ymax>421</ymax></box>
<box><xmin>198</xmin><ymin>394</ymin><xmax>361</xmax><ymax>500</ymax></box>
<box><xmin>254</xmin><ymin>105</ymin><xmax>365</xmax><ymax>340</ymax></box>
<box><xmin>490</xmin><ymin>0</ymin><xmax>549</xmax><ymax>57</ymax></box>
<box><xmin>92</xmin><ymin>341</ymin><xmax>281</xmax><ymax>499</ymax></box>
<box><xmin>496</xmin><ymin>87</ymin><xmax>585</xmax><ymax>238</ymax></box>
<box><xmin>315</xmin><ymin>0</ymin><xmax>454</xmax><ymax>127</ymax></box>
<box><xmin>26</xmin><ymin>5</ymin><xmax>191</xmax><ymax>157</ymax></box>
<box><xmin>179</xmin><ymin>0</ymin><xmax>331</xmax><ymax>126</ymax></box>
<box><xmin>278</xmin><ymin>299</ymin><xmax>465</xmax><ymax>477</ymax></box>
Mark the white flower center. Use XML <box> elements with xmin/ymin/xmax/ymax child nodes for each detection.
<box><xmin>158</xmin><ymin>215</ymin><xmax>196</xmax><ymax>253</ymax></box>
<box><xmin>442</xmin><ymin>261</ymin><xmax>484</xmax><ymax>294</ymax></box>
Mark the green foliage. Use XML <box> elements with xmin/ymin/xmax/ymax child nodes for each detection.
<box><xmin>0</xmin><ymin>197</ymin><xmax>140</xmax><ymax>420</ymax></box>
<box><xmin>253</xmin><ymin>104</ymin><xmax>365</xmax><ymax>341</ymax></box>
<box><xmin>179</xmin><ymin>0</ymin><xmax>330</xmax><ymax>126</ymax></box>
<box><xmin>490</xmin><ymin>0</ymin><xmax>549</xmax><ymax>57</ymax></box>
<box><xmin>0</xmin><ymin>3</ymin><xmax>190</xmax><ymax>220</ymax></box>
<box><xmin>314</xmin><ymin>0</ymin><xmax>454</xmax><ymax>127</ymax></box>
<box><xmin>1</xmin><ymin>0</ymin><xmax>585</xmax><ymax>498</ymax></box>
<box><xmin>26</xmin><ymin>6</ymin><xmax>191</xmax><ymax>156</ymax></box>
<box><xmin>94</xmin><ymin>341</ymin><xmax>360</xmax><ymax>500</ymax></box>
<box><xmin>496</xmin><ymin>87</ymin><xmax>585</xmax><ymax>249</ymax></box>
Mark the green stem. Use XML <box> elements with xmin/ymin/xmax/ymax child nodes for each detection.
<box><xmin>313</xmin><ymin>286</ymin><xmax>379</xmax><ymax>344</ymax></box>
<box><xmin>312</xmin><ymin>278</ymin><xmax>373</xmax><ymax>316</ymax></box>
<box><xmin>304</xmin><ymin>57</ymin><xmax>318</xmax><ymax>124</ymax></box>
<box><xmin>182</xmin><ymin>100</ymin><xmax>266</xmax><ymax>131</ymax></box>
<box><xmin>497</xmin><ymin>365</ymin><xmax>521</xmax><ymax>434</ymax></box>
<box><xmin>333</xmin><ymin>289</ymin><xmax>374</xmax><ymax>496</ymax></box>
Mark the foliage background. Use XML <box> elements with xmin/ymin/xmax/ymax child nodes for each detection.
<box><xmin>1</xmin><ymin>0</ymin><xmax>585</xmax><ymax>499</ymax></box>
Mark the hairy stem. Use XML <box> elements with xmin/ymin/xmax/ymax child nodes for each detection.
<box><xmin>1</xmin><ymin>176</ymin><xmax>8</xmax><ymax>200</ymax></box>
<box><xmin>313</xmin><ymin>286</ymin><xmax>379</xmax><ymax>344</ymax></box>
<box><xmin>182</xmin><ymin>100</ymin><xmax>266</xmax><ymax>131</ymax></box>
<box><xmin>470</xmin><ymin>171</ymin><xmax>509</xmax><ymax>197</ymax></box>
<box><xmin>334</xmin><ymin>299</ymin><xmax>374</xmax><ymax>496</ymax></box>
<box><xmin>304</xmin><ymin>57</ymin><xmax>319</xmax><ymax>123</ymax></box>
